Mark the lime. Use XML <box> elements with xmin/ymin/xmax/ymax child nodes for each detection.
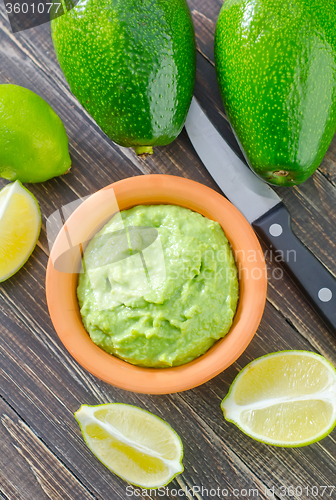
<box><xmin>0</xmin><ymin>84</ymin><xmax>71</xmax><ymax>183</ymax></box>
<box><xmin>75</xmin><ymin>403</ymin><xmax>184</xmax><ymax>488</ymax></box>
<box><xmin>0</xmin><ymin>181</ymin><xmax>41</xmax><ymax>282</ymax></box>
<box><xmin>221</xmin><ymin>351</ymin><xmax>336</xmax><ymax>447</ymax></box>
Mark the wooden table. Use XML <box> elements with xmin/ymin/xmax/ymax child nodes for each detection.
<box><xmin>1</xmin><ymin>1</ymin><xmax>336</xmax><ymax>499</ymax></box>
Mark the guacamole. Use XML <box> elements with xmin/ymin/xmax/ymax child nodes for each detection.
<box><xmin>77</xmin><ymin>205</ymin><xmax>239</xmax><ymax>367</ymax></box>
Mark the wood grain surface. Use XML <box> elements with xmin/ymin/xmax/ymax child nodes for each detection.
<box><xmin>1</xmin><ymin>1</ymin><xmax>336</xmax><ymax>499</ymax></box>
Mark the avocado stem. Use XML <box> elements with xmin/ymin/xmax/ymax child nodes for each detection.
<box><xmin>134</xmin><ymin>146</ymin><xmax>154</xmax><ymax>156</ymax></box>
<box><xmin>274</xmin><ymin>170</ymin><xmax>290</xmax><ymax>177</ymax></box>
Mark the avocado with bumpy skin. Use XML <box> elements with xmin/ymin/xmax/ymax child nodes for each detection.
<box><xmin>214</xmin><ymin>0</ymin><xmax>336</xmax><ymax>186</ymax></box>
<box><xmin>51</xmin><ymin>0</ymin><xmax>196</xmax><ymax>156</ymax></box>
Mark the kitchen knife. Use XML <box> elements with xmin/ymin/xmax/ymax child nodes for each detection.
<box><xmin>185</xmin><ymin>98</ymin><xmax>336</xmax><ymax>332</ymax></box>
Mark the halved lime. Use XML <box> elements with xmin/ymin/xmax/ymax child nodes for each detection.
<box><xmin>221</xmin><ymin>351</ymin><xmax>336</xmax><ymax>447</ymax></box>
<box><xmin>0</xmin><ymin>181</ymin><xmax>41</xmax><ymax>282</ymax></box>
<box><xmin>75</xmin><ymin>403</ymin><xmax>184</xmax><ymax>488</ymax></box>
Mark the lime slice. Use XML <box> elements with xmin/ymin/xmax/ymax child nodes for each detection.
<box><xmin>0</xmin><ymin>181</ymin><xmax>41</xmax><ymax>282</ymax></box>
<box><xmin>75</xmin><ymin>404</ymin><xmax>184</xmax><ymax>488</ymax></box>
<box><xmin>221</xmin><ymin>351</ymin><xmax>336</xmax><ymax>447</ymax></box>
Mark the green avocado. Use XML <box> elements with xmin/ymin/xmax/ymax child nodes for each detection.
<box><xmin>51</xmin><ymin>0</ymin><xmax>196</xmax><ymax>156</ymax></box>
<box><xmin>214</xmin><ymin>0</ymin><xmax>336</xmax><ymax>186</ymax></box>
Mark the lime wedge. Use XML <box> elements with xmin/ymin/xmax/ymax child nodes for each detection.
<box><xmin>75</xmin><ymin>404</ymin><xmax>184</xmax><ymax>488</ymax></box>
<box><xmin>0</xmin><ymin>181</ymin><xmax>41</xmax><ymax>282</ymax></box>
<box><xmin>221</xmin><ymin>351</ymin><xmax>336</xmax><ymax>447</ymax></box>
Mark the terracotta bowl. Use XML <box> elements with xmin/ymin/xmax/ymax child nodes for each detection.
<box><xmin>46</xmin><ymin>175</ymin><xmax>267</xmax><ymax>394</ymax></box>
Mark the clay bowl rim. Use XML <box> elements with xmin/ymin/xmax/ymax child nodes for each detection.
<box><xmin>46</xmin><ymin>175</ymin><xmax>267</xmax><ymax>394</ymax></box>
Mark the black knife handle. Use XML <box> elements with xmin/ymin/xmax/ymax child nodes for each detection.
<box><xmin>253</xmin><ymin>202</ymin><xmax>336</xmax><ymax>332</ymax></box>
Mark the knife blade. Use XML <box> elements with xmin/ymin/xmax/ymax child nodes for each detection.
<box><xmin>185</xmin><ymin>97</ymin><xmax>336</xmax><ymax>332</ymax></box>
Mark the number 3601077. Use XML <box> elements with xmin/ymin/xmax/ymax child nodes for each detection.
<box><xmin>5</xmin><ymin>3</ymin><xmax>61</xmax><ymax>14</ymax></box>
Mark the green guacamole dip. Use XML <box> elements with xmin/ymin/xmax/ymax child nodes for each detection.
<box><xmin>77</xmin><ymin>205</ymin><xmax>239</xmax><ymax>367</ymax></box>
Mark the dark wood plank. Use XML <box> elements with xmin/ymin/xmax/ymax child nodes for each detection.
<box><xmin>0</xmin><ymin>398</ymin><xmax>96</xmax><ymax>500</ymax></box>
<box><xmin>2</xmin><ymin>246</ymin><xmax>336</xmax><ymax>499</ymax></box>
<box><xmin>0</xmin><ymin>248</ymin><xmax>275</xmax><ymax>499</ymax></box>
<box><xmin>320</xmin><ymin>139</ymin><xmax>336</xmax><ymax>186</ymax></box>
<box><xmin>0</xmin><ymin>0</ymin><xmax>336</xmax><ymax>498</ymax></box>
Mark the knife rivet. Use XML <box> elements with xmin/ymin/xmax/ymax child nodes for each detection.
<box><xmin>318</xmin><ymin>288</ymin><xmax>333</xmax><ymax>303</ymax></box>
<box><xmin>269</xmin><ymin>224</ymin><xmax>283</xmax><ymax>237</ymax></box>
